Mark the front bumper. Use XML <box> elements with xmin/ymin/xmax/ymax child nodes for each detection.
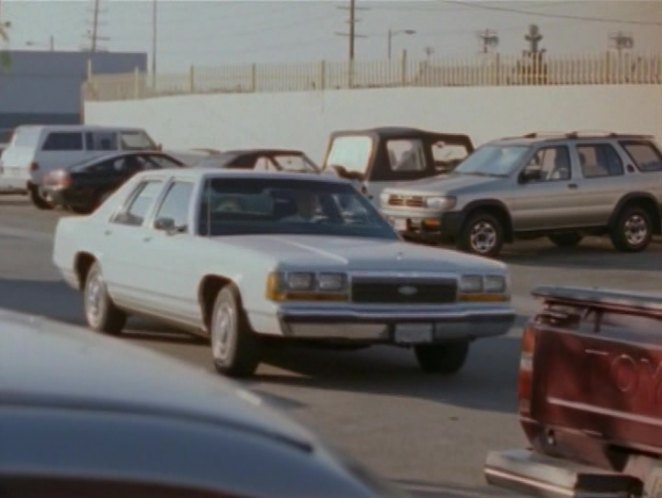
<box><xmin>277</xmin><ymin>305</ymin><xmax>515</xmax><ymax>343</ymax></box>
<box><xmin>384</xmin><ymin>210</ymin><xmax>465</xmax><ymax>243</ymax></box>
<box><xmin>0</xmin><ymin>174</ymin><xmax>29</xmax><ymax>193</ymax></box>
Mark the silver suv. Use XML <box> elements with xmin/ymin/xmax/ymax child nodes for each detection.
<box><xmin>380</xmin><ymin>132</ymin><xmax>662</xmax><ymax>257</ymax></box>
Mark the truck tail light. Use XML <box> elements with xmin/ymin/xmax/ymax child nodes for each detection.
<box><xmin>30</xmin><ymin>161</ymin><xmax>40</xmax><ymax>171</ymax></box>
<box><xmin>517</xmin><ymin>325</ymin><xmax>536</xmax><ymax>417</ymax></box>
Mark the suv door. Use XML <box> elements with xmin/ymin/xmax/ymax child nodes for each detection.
<box><xmin>509</xmin><ymin>145</ymin><xmax>583</xmax><ymax>231</ymax></box>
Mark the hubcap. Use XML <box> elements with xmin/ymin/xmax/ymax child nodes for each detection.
<box><xmin>212</xmin><ymin>302</ymin><xmax>235</xmax><ymax>362</ymax></box>
<box><xmin>624</xmin><ymin>214</ymin><xmax>648</xmax><ymax>246</ymax></box>
<box><xmin>470</xmin><ymin>221</ymin><xmax>497</xmax><ymax>254</ymax></box>
<box><xmin>85</xmin><ymin>272</ymin><xmax>104</xmax><ymax>326</ymax></box>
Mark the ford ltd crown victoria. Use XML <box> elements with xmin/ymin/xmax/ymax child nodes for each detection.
<box><xmin>53</xmin><ymin>169</ymin><xmax>515</xmax><ymax>377</ymax></box>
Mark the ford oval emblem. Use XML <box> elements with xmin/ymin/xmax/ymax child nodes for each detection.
<box><xmin>398</xmin><ymin>285</ymin><xmax>418</xmax><ymax>296</ymax></box>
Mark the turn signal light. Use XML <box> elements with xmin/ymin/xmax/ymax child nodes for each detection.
<box><xmin>517</xmin><ymin>325</ymin><xmax>536</xmax><ymax>417</ymax></box>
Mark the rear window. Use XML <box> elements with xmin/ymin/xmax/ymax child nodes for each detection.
<box><xmin>42</xmin><ymin>132</ymin><xmax>83</xmax><ymax>151</ymax></box>
<box><xmin>120</xmin><ymin>131</ymin><xmax>156</xmax><ymax>150</ymax></box>
<box><xmin>621</xmin><ymin>141</ymin><xmax>662</xmax><ymax>172</ymax></box>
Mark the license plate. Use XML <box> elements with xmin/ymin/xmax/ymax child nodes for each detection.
<box><xmin>392</xmin><ymin>217</ymin><xmax>407</xmax><ymax>231</ymax></box>
<box><xmin>394</xmin><ymin>323</ymin><xmax>433</xmax><ymax>344</ymax></box>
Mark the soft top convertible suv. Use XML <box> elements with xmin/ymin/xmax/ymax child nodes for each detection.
<box><xmin>381</xmin><ymin>131</ymin><xmax>662</xmax><ymax>257</ymax></box>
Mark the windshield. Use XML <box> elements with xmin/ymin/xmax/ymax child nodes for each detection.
<box><xmin>272</xmin><ymin>154</ymin><xmax>319</xmax><ymax>173</ymax></box>
<box><xmin>199</xmin><ymin>178</ymin><xmax>397</xmax><ymax>239</ymax></box>
<box><xmin>324</xmin><ymin>135</ymin><xmax>373</xmax><ymax>177</ymax></box>
<box><xmin>455</xmin><ymin>144</ymin><xmax>529</xmax><ymax>177</ymax></box>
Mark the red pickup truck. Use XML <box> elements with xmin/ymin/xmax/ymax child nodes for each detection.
<box><xmin>485</xmin><ymin>286</ymin><xmax>662</xmax><ymax>498</ymax></box>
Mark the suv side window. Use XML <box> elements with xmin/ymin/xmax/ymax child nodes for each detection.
<box><xmin>621</xmin><ymin>141</ymin><xmax>662</xmax><ymax>172</ymax></box>
<box><xmin>577</xmin><ymin>144</ymin><xmax>623</xmax><ymax>178</ymax></box>
<box><xmin>112</xmin><ymin>180</ymin><xmax>163</xmax><ymax>226</ymax></box>
<box><xmin>387</xmin><ymin>139</ymin><xmax>426</xmax><ymax>172</ymax></box>
<box><xmin>42</xmin><ymin>132</ymin><xmax>83</xmax><ymax>151</ymax></box>
<box><xmin>86</xmin><ymin>132</ymin><xmax>118</xmax><ymax>151</ymax></box>
<box><xmin>153</xmin><ymin>182</ymin><xmax>193</xmax><ymax>232</ymax></box>
<box><xmin>522</xmin><ymin>146</ymin><xmax>571</xmax><ymax>182</ymax></box>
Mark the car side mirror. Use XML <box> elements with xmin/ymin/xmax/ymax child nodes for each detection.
<box><xmin>519</xmin><ymin>168</ymin><xmax>541</xmax><ymax>184</ymax></box>
<box><xmin>154</xmin><ymin>217</ymin><xmax>185</xmax><ymax>235</ymax></box>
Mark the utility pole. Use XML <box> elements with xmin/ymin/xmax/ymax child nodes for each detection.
<box><xmin>152</xmin><ymin>0</ymin><xmax>157</xmax><ymax>85</ymax></box>
<box><xmin>478</xmin><ymin>29</ymin><xmax>499</xmax><ymax>54</ymax></box>
<box><xmin>84</xmin><ymin>0</ymin><xmax>108</xmax><ymax>52</ymax></box>
<box><xmin>335</xmin><ymin>0</ymin><xmax>367</xmax><ymax>62</ymax></box>
<box><xmin>609</xmin><ymin>31</ymin><xmax>634</xmax><ymax>53</ymax></box>
<box><xmin>524</xmin><ymin>24</ymin><xmax>543</xmax><ymax>56</ymax></box>
<box><xmin>91</xmin><ymin>0</ymin><xmax>99</xmax><ymax>52</ymax></box>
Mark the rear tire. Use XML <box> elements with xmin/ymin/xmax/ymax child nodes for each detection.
<box><xmin>29</xmin><ymin>185</ymin><xmax>54</xmax><ymax>210</ymax></box>
<box><xmin>211</xmin><ymin>285</ymin><xmax>260</xmax><ymax>377</ymax></box>
<box><xmin>83</xmin><ymin>262</ymin><xmax>127</xmax><ymax>335</ymax></box>
<box><xmin>548</xmin><ymin>232</ymin><xmax>583</xmax><ymax>247</ymax></box>
<box><xmin>414</xmin><ymin>341</ymin><xmax>470</xmax><ymax>374</ymax></box>
<box><xmin>458</xmin><ymin>212</ymin><xmax>504</xmax><ymax>257</ymax></box>
<box><xmin>609</xmin><ymin>206</ymin><xmax>652</xmax><ymax>252</ymax></box>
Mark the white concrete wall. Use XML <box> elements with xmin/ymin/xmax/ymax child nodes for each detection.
<box><xmin>85</xmin><ymin>85</ymin><xmax>662</xmax><ymax>164</ymax></box>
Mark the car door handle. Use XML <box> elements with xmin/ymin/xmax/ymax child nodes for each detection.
<box><xmin>104</xmin><ymin>229</ymin><xmax>112</xmax><ymax>236</ymax></box>
<box><xmin>567</xmin><ymin>183</ymin><xmax>578</xmax><ymax>189</ymax></box>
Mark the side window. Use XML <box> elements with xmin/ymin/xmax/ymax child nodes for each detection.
<box><xmin>522</xmin><ymin>146</ymin><xmax>571</xmax><ymax>182</ymax></box>
<box><xmin>577</xmin><ymin>144</ymin><xmax>624</xmax><ymax>178</ymax></box>
<box><xmin>431</xmin><ymin>141</ymin><xmax>470</xmax><ymax>173</ymax></box>
<box><xmin>119</xmin><ymin>131</ymin><xmax>156</xmax><ymax>150</ymax></box>
<box><xmin>253</xmin><ymin>157</ymin><xmax>273</xmax><ymax>171</ymax></box>
<box><xmin>112</xmin><ymin>181</ymin><xmax>163</xmax><ymax>226</ymax></box>
<box><xmin>386</xmin><ymin>139</ymin><xmax>426</xmax><ymax>172</ymax></box>
<box><xmin>42</xmin><ymin>133</ymin><xmax>83</xmax><ymax>151</ymax></box>
<box><xmin>621</xmin><ymin>141</ymin><xmax>662</xmax><ymax>172</ymax></box>
<box><xmin>142</xmin><ymin>154</ymin><xmax>182</xmax><ymax>169</ymax></box>
<box><xmin>154</xmin><ymin>182</ymin><xmax>193</xmax><ymax>231</ymax></box>
<box><xmin>85</xmin><ymin>132</ymin><xmax>118</xmax><ymax>151</ymax></box>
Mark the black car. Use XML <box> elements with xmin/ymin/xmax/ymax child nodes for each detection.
<box><xmin>195</xmin><ymin>148</ymin><xmax>320</xmax><ymax>173</ymax></box>
<box><xmin>41</xmin><ymin>151</ymin><xmax>184</xmax><ymax>213</ymax></box>
<box><xmin>0</xmin><ymin>310</ymin><xmax>406</xmax><ymax>498</ymax></box>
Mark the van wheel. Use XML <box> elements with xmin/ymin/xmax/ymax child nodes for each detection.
<box><xmin>211</xmin><ymin>285</ymin><xmax>260</xmax><ymax>377</ymax></box>
<box><xmin>548</xmin><ymin>232</ymin><xmax>583</xmax><ymax>247</ymax></box>
<box><xmin>609</xmin><ymin>206</ymin><xmax>652</xmax><ymax>252</ymax></box>
<box><xmin>458</xmin><ymin>212</ymin><xmax>504</xmax><ymax>257</ymax></box>
<box><xmin>414</xmin><ymin>341</ymin><xmax>470</xmax><ymax>374</ymax></box>
<box><xmin>29</xmin><ymin>185</ymin><xmax>54</xmax><ymax>210</ymax></box>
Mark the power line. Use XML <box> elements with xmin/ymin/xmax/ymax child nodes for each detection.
<box><xmin>440</xmin><ymin>1</ymin><xmax>662</xmax><ymax>26</ymax></box>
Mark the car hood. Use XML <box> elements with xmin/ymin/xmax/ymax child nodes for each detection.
<box><xmin>214</xmin><ymin>234</ymin><xmax>507</xmax><ymax>273</ymax></box>
<box><xmin>383</xmin><ymin>173</ymin><xmax>503</xmax><ymax>196</ymax></box>
<box><xmin>0</xmin><ymin>310</ymin><xmax>316</xmax><ymax>451</ymax></box>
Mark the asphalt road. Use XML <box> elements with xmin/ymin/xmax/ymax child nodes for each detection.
<box><xmin>3</xmin><ymin>194</ymin><xmax>662</xmax><ymax>498</ymax></box>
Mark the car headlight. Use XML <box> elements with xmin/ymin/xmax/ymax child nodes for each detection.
<box><xmin>458</xmin><ymin>274</ymin><xmax>509</xmax><ymax>301</ymax></box>
<box><xmin>379</xmin><ymin>191</ymin><xmax>391</xmax><ymax>207</ymax></box>
<box><xmin>267</xmin><ymin>272</ymin><xmax>349</xmax><ymax>301</ymax></box>
<box><xmin>424</xmin><ymin>196</ymin><xmax>456</xmax><ymax>211</ymax></box>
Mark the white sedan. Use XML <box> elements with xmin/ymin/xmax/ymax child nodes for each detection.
<box><xmin>53</xmin><ymin>169</ymin><xmax>515</xmax><ymax>377</ymax></box>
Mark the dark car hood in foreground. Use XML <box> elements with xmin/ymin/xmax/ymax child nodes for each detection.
<box><xmin>0</xmin><ymin>310</ymin><xmax>314</xmax><ymax>450</ymax></box>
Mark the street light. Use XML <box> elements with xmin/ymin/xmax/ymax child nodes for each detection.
<box><xmin>388</xmin><ymin>28</ymin><xmax>416</xmax><ymax>60</ymax></box>
<box><xmin>25</xmin><ymin>36</ymin><xmax>54</xmax><ymax>51</ymax></box>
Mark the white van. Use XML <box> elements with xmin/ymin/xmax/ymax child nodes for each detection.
<box><xmin>0</xmin><ymin>125</ymin><xmax>158</xmax><ymax>208</ymax></box>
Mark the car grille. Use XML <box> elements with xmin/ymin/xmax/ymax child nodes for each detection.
<box><xmin>388</xmin><ymin>195</ymin><xmax>425</xmax><ymax>208</ymax></box>
<box><xmin>351</xmin><ymin>277</ymin><xmax>457</xmax><ymax>304</ymax></box>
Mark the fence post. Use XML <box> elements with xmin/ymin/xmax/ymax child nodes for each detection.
<box><xmin>251</xmin><ymin>63</ymin><xmax>257</xmax><ymax>92</ymax></box>
<box><xmin>189</xmin><ymin>65</ymin><xmax>195</xmax><ymax>93</ymax></box>
<box><xmin>320</xmin><ymin>60</ymin><xmax>326</xmax><ymax>91</ymax></box>
<box><xmin>401</xmin><ymin>49</ymin><xmax>408</xmax><ymax>86</ymax></box>
<box><xmin>133</xmin><ymin>66</ymin><xmax>140</xmax><ymax>99</ymax></box>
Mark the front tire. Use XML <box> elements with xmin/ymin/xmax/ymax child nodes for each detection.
<box><xmin>211</xmin><ymin>285</ymin><xmax>260</xmax><ymax>377</ymax></box>
<box><xmin>29</xmin><ymin>185</ymin><xmax>54</xmax><ymax>210</ymax></box>
<box><xmin>84</xmin><ymin>262</ymin><xmax>127</xmax><ymax>334</ymax></box>
<box><xmin>609</xmin><ymin>206</ymin><xmax>652</xmax><ymax>252</ymax></box>
<box><xmin>414</xmin><ymin>341</ymin><xmax>470</xmax><ymax>374</ymax></box>
<box><xmin>458</xmin><ymin>212</ymin><xmax>504</xmax><ymax>257</ymax></box>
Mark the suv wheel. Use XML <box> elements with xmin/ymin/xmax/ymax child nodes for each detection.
<box><xmin>29</xmin><ymin>185</ymin><xmax>54</xmax><ymax>210</ymax></box>
<box><xmin>548</xmin><ymin>232</ymin><xmax>583</xmax><ymax>247</ymax></box>
<box><xmin>414</xmin><ymin>342</ymin><xmax>470</xmax><ymax>374</ymax></box>
<box><xmin>610</xmin><ymin>206</ymin><xmax>652</xmax><ymax>252</ymax></box>
<box><xmin>458</xmin><ymin>213</ymin><xmax>504</xmax><ymax>257</ymax></box>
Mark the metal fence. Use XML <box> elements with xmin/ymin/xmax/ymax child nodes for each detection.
<box><xmin>84</xmin><ymin>52</ymin><xmax>662</xmax><ymax>101</ymax></box>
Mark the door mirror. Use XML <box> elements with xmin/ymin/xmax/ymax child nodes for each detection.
<box><xmin>154</xmin><ymin>217</ymin><xmax>176</xmax><ymax>232</ymax></box>
<box><xmin>519</xmin><ymin>168</ymin><xmax>542</xmax><ymax>184</ymax></box>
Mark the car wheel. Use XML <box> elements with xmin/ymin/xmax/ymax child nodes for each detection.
<box><xmin>414</xmin><ymin>341</ymin><xmax>470</xmax><ymax>374</ymax></box>
<box><xmin>211</xmin><ymin>285</ymin><xmax>260</xmax><ymax>378</ymax></box>
<box><xmin>28</xmin><ymin>185</ymin><xmax>55</xmax><ymax>210</ymax></box>
<box><xmin>84</xmin><ymin>262</ymin><xmax>127</xmax><ymax>334</ymax></box>
<box><xmin>609</xmin><ymin>206</ymin><xmax>652</xmax><ymax>252</ymax></box>
<box><xmin>548</xmin><ymin>232</ymin><xmax>583</xmax><ymax>247</ymax></box>
<box><xmin>458</xmin><ymin>213</ymin><xmax>504</xmax><ymax>257</ymax></box>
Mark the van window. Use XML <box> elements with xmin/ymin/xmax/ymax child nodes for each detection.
<box><xmin>86</xmin><ymin>132</ymin><xmax>118</xmax><ymax>151</ymax></box>
<box><xmin>119</xmin><ymin>131</ymin><xmax>156</xmax><ymax>151</ymax></box>
<box><xmin>42</xmin><ymin>133</ymin><xmax>83</xmax><ymax>151</ymax></box>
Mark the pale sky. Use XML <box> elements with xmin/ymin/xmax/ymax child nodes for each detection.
<box><xmin>1</xmin><ymin>0</ymin><xmax>661</xmax><ymax>72</ymax></box>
